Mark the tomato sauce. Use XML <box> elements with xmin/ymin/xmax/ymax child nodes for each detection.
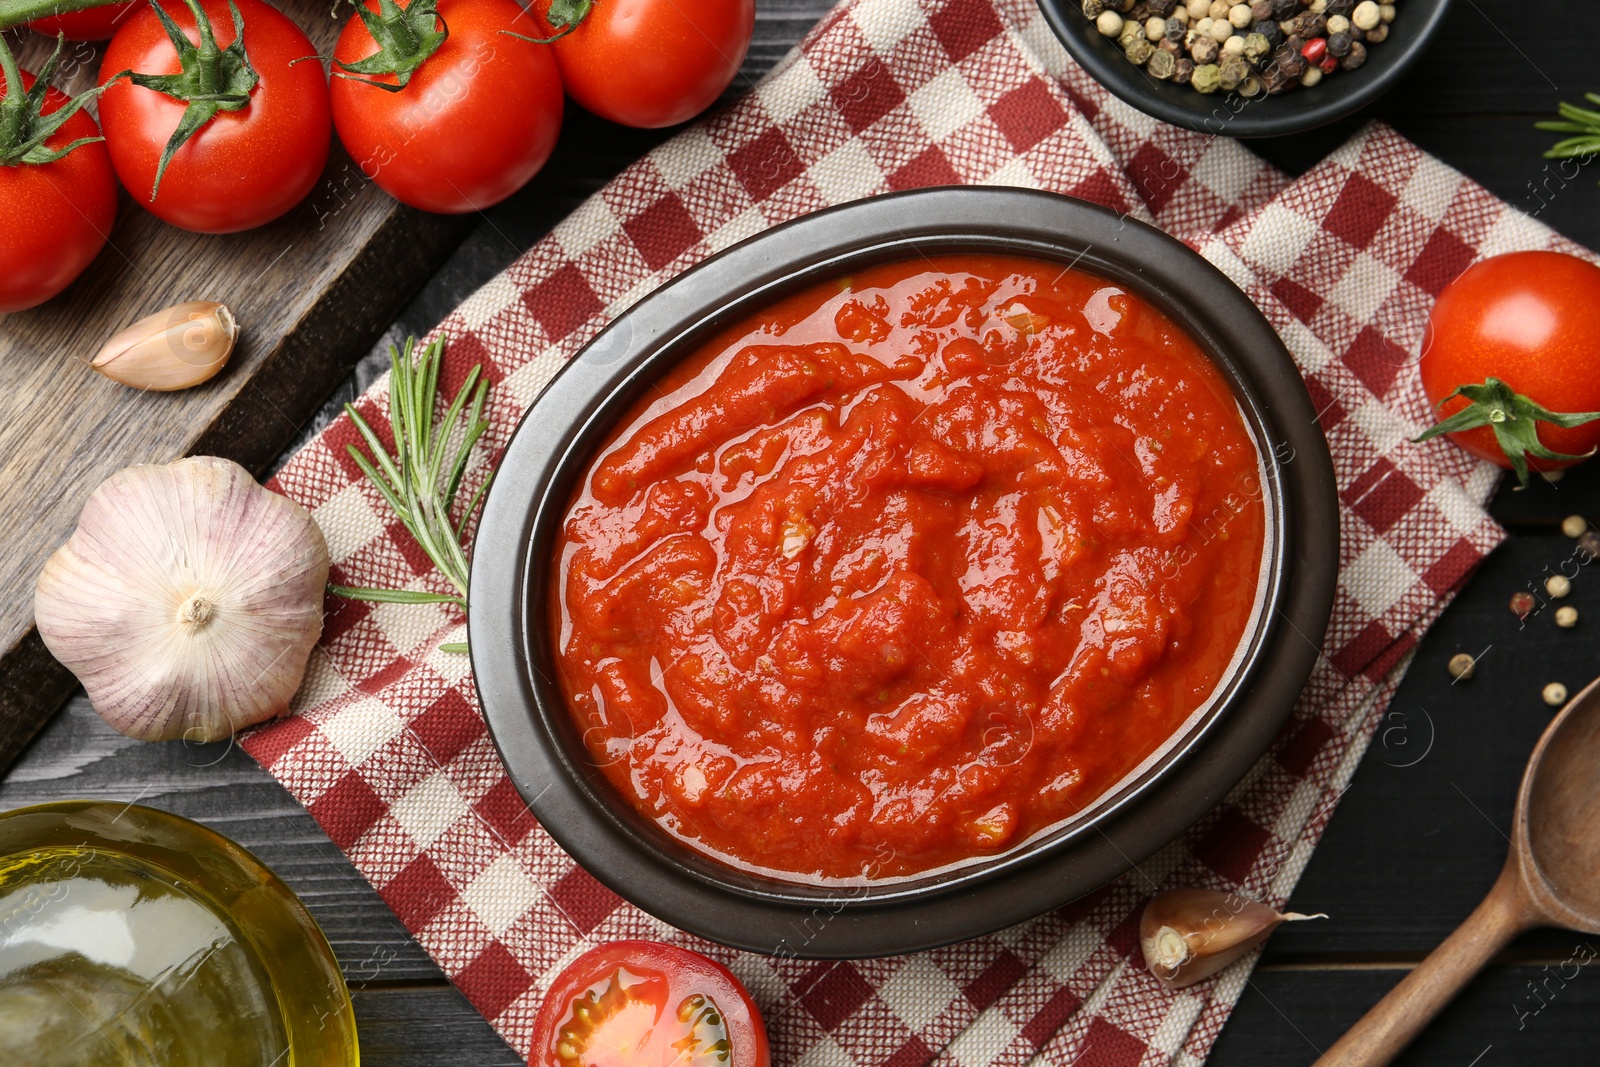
<box><xmin>551</xmin><ymin>255</ymin><xmax>1266</xmax><ymax>881</ymax></box>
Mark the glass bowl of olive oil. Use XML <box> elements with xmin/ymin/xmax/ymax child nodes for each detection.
<box><xmin>0</xmin><ymin>800</ymin><xmax>357</xmax><ymax>1066</ymax></box>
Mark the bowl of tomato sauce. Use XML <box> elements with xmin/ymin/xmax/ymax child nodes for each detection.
<box><xmin>469</xmin><ymin>187</ymin><xmax>1337</xmax><ymax>957</ymax></box>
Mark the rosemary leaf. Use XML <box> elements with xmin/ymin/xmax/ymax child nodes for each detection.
<box><xmin>1539</xmin><ymin>96</ymin><xmax>1600</xmax><ymax>173</ymax></box>
<box><xmin>328</xmin><ymin>335</ymin><xmax>493</xmax><ymax>653</ymax></box>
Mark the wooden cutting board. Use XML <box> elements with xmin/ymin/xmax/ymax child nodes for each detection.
<box><xmin>0</xmin><ymin>17</ymin><xmax>468</xmax><ymax>769</ymax></box>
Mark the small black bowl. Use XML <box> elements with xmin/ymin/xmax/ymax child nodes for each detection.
<box><xmin>1038</xmin><ymin>0</ymin><xmax>1454</xmax><ymax>138</ymax></box>
<box><xmin>469</xmin><ymin>188</ymin><xmax>1337</xmax><ymax>958</ymax></box>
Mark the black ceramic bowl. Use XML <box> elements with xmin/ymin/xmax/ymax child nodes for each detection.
<box><xmin>469</xmin><ymin>187</ymin><xmax>1337</xmax><ymax>958</ymax></box>
<box><xmin>1038</xmin><ymin>0</ymin><xmax>1453</xmax><ymax>137</ymax></box>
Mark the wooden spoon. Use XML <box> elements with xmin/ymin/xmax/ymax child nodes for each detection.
<box><xmin>1314</xmin><ymin>675</ymin><xmax>1600</xmax><ymax>1066</ymax></box>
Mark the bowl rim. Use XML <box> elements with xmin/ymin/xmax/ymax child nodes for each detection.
<box><xmin>469</xmin><ymin>187</ymin><xmax>1338</xmax><ymax>958</ymax></box>
<box><xmin>1036</xmin><ymin>0</ymin><xmax>1455</xmax><ymax>138</ymax></box>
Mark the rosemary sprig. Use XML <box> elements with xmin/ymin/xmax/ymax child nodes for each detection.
<box><xmin>1537</xmin><ymin>93</ymin><xmax>1600</xmax><ymax>168</ymax></box>
<box><xmin>330</xmin><ymin>335</ymin><xmax>493</xmax><ymax>653</ymax></box>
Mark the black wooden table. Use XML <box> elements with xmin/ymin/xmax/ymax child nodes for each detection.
<box><xmin>4</xmin><ymin>1</ymin><xmax>1597</xmax><ymax>1062</ymax></box>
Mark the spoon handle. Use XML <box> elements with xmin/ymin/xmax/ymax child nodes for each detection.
<box><xmin>1312</xmin><ymin>866</ymin><xmax>1531</xmax><ymax>1067</ymax></box>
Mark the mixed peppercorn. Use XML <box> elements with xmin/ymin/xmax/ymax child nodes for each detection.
<box><xmin>1081</xmin><ymin>0</ymin><xmax>1398</xmax><ymax>97</ymax></box>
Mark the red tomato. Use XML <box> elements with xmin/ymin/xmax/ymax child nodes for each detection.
<box><xmin>1419</xmin><ymin>251</ymin><xmax>1600</xmax><ymax>476</ymax></box>
<box><xmin>530</xmin><ymin>941</ymin><xmax>769</xmax><ymax>1067</ymax></box>
<box><xmin>534</xmin><ymin>0</ymin><xmax>753</xmax><ymax>128</ymax></box>
<box><xmin>98</xmin><ymin>0</ymin><xmax>331</xmax><ymax>233</ymax></box>
<box><xmin>28</xmin><ymin>2</ymin><xmax>137</xmax><ymax>40</ymax></box>
<box><xmin>0</xmin><ymin>68</ymin><xmax>117</xmax><ymax>313</ymax></box>
<box><xmin>330</xmin><ymin>0</ymin><xmax>563</xmax><ymax>214</ymax></box>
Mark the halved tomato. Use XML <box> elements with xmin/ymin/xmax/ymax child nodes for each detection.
<box><xmin>530</xmin><ymin>941</ymin><xmax>769</xmax><ymax>1067</ymax></box>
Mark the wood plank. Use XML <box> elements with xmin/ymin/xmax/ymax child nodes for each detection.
<box><xmin>0</xmin><ymin>695</ymin><xmax>444</xmax><ymax>983</ymax></box>
<box><xmin>0</xmin><ymin>19</ymin><xmax>470</xmax><ymax>772</ymax></box>
<box><xmin>1267</xmin><ymin>526</ymin><xmax>1600</xmax><ymax>963</ymax></box>
<box><xmin>351</xmin><ymin>987</ymin><xmax>522</xmax><ymax>1066</ymax></box>
<box><xmin>1211</xmin><ymin>961</ymin><xmax>1600</xmax><ymax>1065</ymax></box>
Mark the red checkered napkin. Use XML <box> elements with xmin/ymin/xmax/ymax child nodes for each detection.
<box><xmin>241</xmin><ymin>0</ymin><xmax>1593</xmax><ymax>1061</ymax></box>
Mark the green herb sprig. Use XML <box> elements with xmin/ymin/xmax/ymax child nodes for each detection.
<box><xmin>330</xmin><ymin>335</ymin><xmax>493</xmax><ymax>653</ymax></box>
<box><xmin>1538</xmin><ymin>93</ymin><xmax>1600</xmax><ymax>169</ymax></box>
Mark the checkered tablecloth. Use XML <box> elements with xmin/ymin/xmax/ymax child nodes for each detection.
<box><xmin>240</xmin><ymin>0</ymin><xmax>1592</xmax><ymax>1060</ymax></box>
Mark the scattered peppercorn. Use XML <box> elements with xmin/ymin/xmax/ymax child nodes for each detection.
<box><xmin>1562</xmin><ymin>514</ymin><xmax>1587</xmax><ymax>538</ymax></box>
<box><xmin>1556</xmin><ymin>605</ymin><xmax>1579</xmax><ymax>628</ymax></box>
<box><xmin>1546</xmin><ymin>574</ymin><xmax>1572</xmax><ymax>598</ymax></box>
<box><xmin>1447</xmin><ymin>652</ymin><xmax>1476</xmax><ymax>680</ymax></box>
<box><xmin>1543</xmin><ymin>682</ymin><xmax>1568</xmax><ymax>707</ymax></box>
<box><xmin>1510</xmin><ymin>590</ymin><xmax>1537</xmax><ymax>616</ymax></box>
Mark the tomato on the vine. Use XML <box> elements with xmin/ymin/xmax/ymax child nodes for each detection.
<box><xmin>28</xmin><ymin>2</ymin><xmax>138</xmax><ymax>41</ymax></box>
<box><xmin>330</xmin><ymin>0</ymin><xmax>562</xmax><ymax>214</ymax></box>
<box><xmin>1416</xmin><ymin>250</ymin><xmax>1600</xmax><ymax>484</ymax></box>
<box><xmin>98</xmin><ymin>0</ymin><xmax>331</xmax><ymax>233</ymax></box>
<box><xmin>531</xmin><ymin>0</ymin><xmax>753</xmax><ymax>129</ymax></box>
<box><xmin>530</xmin><ymin>941</ymin><xmax>769</xmax><ymax>1067</ymax></box>
<box><xmin>0</xmin><ymin>36</ymin><xmax>117</xmax><ymax>313</ymax></box>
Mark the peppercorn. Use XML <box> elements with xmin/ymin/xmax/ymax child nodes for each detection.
<box><xmin>1271</xmin><ymin>0</ymin><xmax>1295</xmax><ymax>19</ymax></box>
<box><xmin>1340</xmin><ymin>39</ymin><xmax>1366</xmax><ymax>67</ymax></box>
<box><xmin>1562</xmin><ymin>515</ymin><xmax>1587</xmax><ymax>538</ymax></box>
<box><xmin>1124</xmin><ymin>36</ymin><xmax>1156</xmax><ymax>63</ymax></box>
<box><xmin>1290</xmin><ymin>12</ymin><xmax>1327</xmax><ymax>37</ymax></box>
<box><xmin>1119</xmin><ymin>17</ymin><xmax>1144</xmax><ymax>44</ymax></box>
<box><xmin>1318</xmin><ymin>53</ymin><xmax>1338</xmax><ymax>72</ymax></box>
<box><xmin>1543</xmin><ymin>682</ymin><xmax>1568</xmax><ymax>707</ymax></box>
<box><xmin>1270</xmin><ymin>42</ymin><xmax>1307</xmax><ymax>78</ymax></box>
<box><xmin>1159</xmin><ymin>36</ymin><xmax>1182</xmax><ymax>54</ymax></box>
<box><xmin>1298</xmin><ymin>64</ymin><xmax>1322</xmax><ymax>87</ymax></box>
<box><xmin>1448</xmin><ymin>652</ymin><xmax>1476</xmax><ymax>680</ymax></box>
<box><xmin>1546</xmin><ymin>574</ymin><xmax>1573</xmax><ymax>599</ymax></box>
<box><xmin>1148</xmin><ymin>48</ymin><xmax>1178</xmax><ymax>77</ymax></box>
<box><xmin>1149</xmin><ymin>0</ymin><xmax>1178</xmax><ymax>14</ymax></box>
<box><xmin>1556</xmin><ymin>605</ymin><xmax>1579</xmax><ymax>628</ymax></box>
<box><xmin>1096</xmin><ymin>10</ymin><xmax>1124</xmax><ymax>35</ymax></box>
<box><xmin>1326</xmin><ymin>30</ymin><xmax>1352</xmax><ymax>56</ymax></box>
<box><xmin>1207</xmin><ymin>0</ymin><xmax>1229</xmax><ymax>16</ymax></box>
<box><xmin>1190</xmin><ymin>35</ymin><xmax>1220</xmax><ymax>62</ymax></box>
<box><xmin>1325</xmin><ymin>0</ymin><xmax>1354</xmax><ymax>16</ymax></box>
<box><xmin>1228</xmin><ymin>3</ymin><xmax>1252</xmax><ymax>27</ymax></box>
<box><xmin>1239</xmin><ymin>73</ymin><xmax>1262</xmax><ymax>95</ymax></box>
<box><xmin>1145</xmin><ymin>15</ymin><xmax>1167</xmax><ymax>38</ymax></box>
<box><xmin>1250</xmin><ymin>0</ymin><xmax>1273</xmax><ymax>19</ymax></box>
<box><xmin>1253</xmin><ymin>19</ymin><xmax>1283</xmax><ymax>46</ymax></box>
<box><xmin>1083</xmin><ymin>0</ymin><xmax>1106</xmax><ymax>15</ymax></box>
<box><xmin>1350</xmin><ymin>0</ymin><xmax>1379</xmax><ymax>28</ymax></box>
<box><xmin>1129</xmin><ymin>0</ymin><xmax>1157</xmax><ymax>16</ymax></box>
<box><xmin>1378</xmin><ymin>2</ymin><xmax>1394</xmax><ymax>21</ymax></box>
<box><xmin>1325</xmin><ymin>13</ymin><xmax>1349</xmax><ymax>32</ymax></box>
<box><xmin>1301</xmin><ymin>36</ymin><xmax>1327</xmax><ymax>62</ymax></box>
<box><xmin>1242</xmin><ymin>31</ymin><xmax>1272</xmax><ymax>60</ymax></box>
<box><xmin>1165</xmin><ymin>14</ymin><xmax>1188</xmax><ymax>38</ymax></box>
<box><xmin>1511</xmin><ymin>590</ymin><xmax>1537</xmax><ymax>617</ymax></box>
<box><xmin>1192</xmin><ymin>62</ymin><xmax>1222</xmax><ymax>92</ymax></box>
<box><xmin>1170</xmin><ymin>57</ymin><xmax>1194</xmax><ymax>83</ymax></box>
<box><xmin>1364</xmin><ymin>21</ymin><xmax>1387</xmax><ymax>42</ymax></box>
<box><xmin>1259</xmin><ymin>61</ymin><xmax>1294</xmax><ymax>92</ymax></box>
<box><xmin>1215</xmin><ymin>53</ymin><xmax>1244</xmax><ymax>89</ymax></box>
<box><xmin>1581</xmin><ymin>531</ymin><xmax>1600</xmax><ymax>560</ymax></box>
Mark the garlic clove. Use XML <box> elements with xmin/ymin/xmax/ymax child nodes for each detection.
<box><xmin>91</xmin><ymin>301</ymin><xmax>238</xmax><ymax>392</ymax></box>
<box><xmin>34</xmin><ymin>456</ymin><xmax>329</xmax><ymax>743</ymax></box>
<box><xmin>1139</xmin><ymin>887</ymin><xmax>1326</xmax><ymax>988</ymax></box>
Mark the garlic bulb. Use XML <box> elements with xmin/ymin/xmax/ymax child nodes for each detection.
<box><xmin>34</xmin><ymin>457</ymin><xmax>329</xmax><ymax>742</ymax></box>
<box><xmin>1139</xmin><ymin>888</ymin><xmax>1326</xmax><ymax>989</ymax></box>
<box><xmin>91</xmin><ymin>301</ymin><xmax>237</xmax><ymax>392</ymax></box>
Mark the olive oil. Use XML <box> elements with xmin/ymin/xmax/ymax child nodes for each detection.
<box><xmin>0</xmin><ymin>803</ymin><xmax>357</xmax><ymax>1067</ymax></box>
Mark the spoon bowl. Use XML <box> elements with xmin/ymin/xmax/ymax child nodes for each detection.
<box><xmin>1316</xmin><ymin>675</ymin><xmax>1600</xmax><ymax>1065</ymax></box>
<box><xmin>1519</xmin><ymin>681</ymin><xmax>1600</xmax><ymax>929</ymax></box>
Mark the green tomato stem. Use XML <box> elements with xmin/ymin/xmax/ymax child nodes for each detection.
<box><xmin>0</xmin><ymin>34</ymin><xmax>26</xmax><ymax>149</ymax></box>
<box><xmin>0</xmin><ymin>0</ymin><xmax>121</xmax><ymax>29</ymax></box>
